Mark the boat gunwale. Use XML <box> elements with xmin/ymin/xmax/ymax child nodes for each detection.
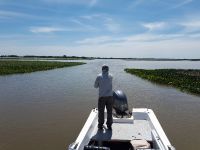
<box><xmin>68</xmin><ymin>108</ymin><xmax>175</xmax><ymax>150</ymax></box>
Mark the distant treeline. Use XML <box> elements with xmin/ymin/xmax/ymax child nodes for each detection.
<box><xmin>0</xmin><ymin>55</ymin><xmax>200</xmax><ymax>61</ymax></box>
<box><xmin>0</xmin><ymin>55</ymin><xmax>93</xmax><ymax>60</ymax></box>
<box><xmin>122</xmin><ymin>58</ymin><xmax>200</xmax><ymax>61</ymax></box>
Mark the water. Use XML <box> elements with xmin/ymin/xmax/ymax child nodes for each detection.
<box><xmin>0</xmin><ymin>59</ymin><xmax>200</xmax><ymax>150</ymax></box>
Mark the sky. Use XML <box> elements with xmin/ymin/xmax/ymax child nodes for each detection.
<box><xmin>0</xmin><ymin>0</ymin><xmax>200</xmax><ymax>58</ymax></box>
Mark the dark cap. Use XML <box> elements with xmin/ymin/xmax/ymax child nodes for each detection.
<box><xmin>102</xmin><ymin>65</ymin><xmax>109</xmax><ymax>71</ymax></box>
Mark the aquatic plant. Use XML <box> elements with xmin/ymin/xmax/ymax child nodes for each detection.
<box><xmin>0</xmin><ymin>60</ymin><xmax>85</xmax><ymax>75</ymax></box>
<box><xmin>125</xmin><ymin>68</ymin><xmax>200</xmax><ymax>95</ymax></box>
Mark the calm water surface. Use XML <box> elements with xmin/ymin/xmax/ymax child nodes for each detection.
<box><xmin>0</xmin><ymin>59</ymin><xmax>200</xmax><ymax>150</ymax></box>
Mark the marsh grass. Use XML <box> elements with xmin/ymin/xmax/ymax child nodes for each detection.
<box><xmin>0</xmin><ymin>60</ymin><xmax>85</xmax><ymax>75</ymax></box>
<box><xmin>125</xmin><ymin>68</ymin><xmax>200</xmax><ymax>95</ymax></box>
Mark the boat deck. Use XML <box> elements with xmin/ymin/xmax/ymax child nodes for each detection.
<box><xmin>91</xmin><ymin>119</ymin><xmax>152</xmax><ymax>141</ymax></box>
<box><xmin>68</xmin><ymin>108</ymin><xmax>175</xmax><ymax>150</ymax></box>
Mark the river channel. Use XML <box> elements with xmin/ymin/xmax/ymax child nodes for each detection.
<box><xmin>0</xmin><ymin>59</ymin><xmax>200</xmax><ymax>150</ymax></box>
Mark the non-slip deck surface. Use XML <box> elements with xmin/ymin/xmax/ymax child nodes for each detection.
<box><xmin>91</xmin><ymin>120</ymin><xmax>152</xmax><ymax>141</ymax></box>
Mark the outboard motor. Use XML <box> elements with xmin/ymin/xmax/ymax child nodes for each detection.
<box><xmin>113</xmin><ymin>90</ymin><xmax>129</xmax><ymax>117</ymax></box>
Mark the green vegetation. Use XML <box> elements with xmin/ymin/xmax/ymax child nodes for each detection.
<box><xmin>125</xmin><ymin>68</ymin><xmax>200</xmax><ymax>95</ymax></box>
<box><xmin>0</xmin><ymin>60</ymin><xmax>85</xmax><ymax>75</ymax></box>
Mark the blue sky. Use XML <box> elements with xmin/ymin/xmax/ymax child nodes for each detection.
<box><xmin>0</xmin><ymin>0</ymin><xmax>200</xmax><ymax>58</ymax></box>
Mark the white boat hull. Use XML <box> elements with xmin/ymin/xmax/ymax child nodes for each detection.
<box><xmin>68</xmin><ymin>108</ymin><xmax>175</xmax><ymax>150</ymax></box>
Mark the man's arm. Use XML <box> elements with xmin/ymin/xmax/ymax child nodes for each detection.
<box><xmin>94</xmin><ymin>76</ymin><xmax>99</xmax><ymax>88</ymax></box>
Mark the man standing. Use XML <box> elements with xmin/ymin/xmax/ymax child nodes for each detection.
<box><xmin>94</xmin><ymin>65</ymin><xmax>113</xmax><ymax>130</ymax></box>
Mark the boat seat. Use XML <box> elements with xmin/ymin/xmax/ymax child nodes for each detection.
<box><xmin>130</xmin><ymin>139</ymin><xmax>151</xmax><ymax>149</ymax></box>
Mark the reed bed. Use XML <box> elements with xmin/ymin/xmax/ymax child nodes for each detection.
<box><xmin>125</xmin><ymin>68</ymin><xmax>200</xmax><ymax>95</ymax></box>
<box><xmin>0</xmin><ymin>60</ymin><xmax>85</xmax><ymax>75</ymax></box>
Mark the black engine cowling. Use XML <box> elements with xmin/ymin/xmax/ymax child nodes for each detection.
<box><xmin>113</xmin><ymin>90</ymin><xmax>128</xmax><ymax>115</ymax></box>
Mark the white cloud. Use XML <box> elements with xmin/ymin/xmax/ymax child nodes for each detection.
<box><xmin>70</xmin><ymin>19</ymin><xmax>97</xmax><ymax>31</ymax></box>
<box><xmin>80</xmin><ymin>14</ymin><xmax>121</xmax><ymax>33</ymax></box>
<box><xmin>1</xmin><ymin>32</ymin><xmax>200</xmax><ymax>58</ymax></box>
<box><xmin>89</xmin><ymin>0</ymin><xmax>98</xmax><ymax>7</ymax></box>
<box><xmin>70</xmin><ymin>35</ymin><xmax>200</xmax><ymax>58</ymax></box>
<box><xmin>140</xmin><ymin>16</ymin><xmax>200</xmax><ymax>35</ymax></box>
<box><xmin>81</xmin><ymin>14</ymin><xmax>102</xmax><ymax>20</ymax></box>
<box><xmin>41</xmin><ymin>0</ymin><xmax>98</xmax><ymax>6</ymax></box>
<box><xmin>30</xmin><ymin>24</ymin><xmax>97</xmax><ymax>33</ymax></box>
<box><xmin>129</xmin><ymin>0</ymin><xmax>147</xmax><ymax>8</ymax></box>
<box><xmin>0</xmin><ymin>44</ymin><xmax>69</xmax><ymax>56</ymax></box>
<box><xmin>123</xmin><ymin>33</ymin><xmax>184</xmax><ymax>42</ymax></box>
<box><xmin>180</xmin><ymin>20</ymin><xmax>200</xmax><ymax>32</ymax></box>
<box><xmin>0</xmin><ymin>10</ymin><xmax>33</xmax><ymax>19</ymax></box>
<box><xmin>104</xmin><ymin>18</ymin><xmax>121</xmax><ymax>33</ymax></box>
<box><xmin>76</xmin><ymin>33</ymin><xmax>188</xmax><ymax>46</ymax></box>
<box><xmin>0</xmin><ymin>10</ymin><xmax>51</xmax><ymax>21</ymax></box>
<box><xmin>172</xmin><ymin>0</ymin><xmax>193</xmax><ymax>8</ymax></box>
<box><xmin>105</xmin><ymin>22</ymin><xmax>121</xmax><ymax>33</ymax></box>
<box><xmin>76</xmin><ymin>36</ymin><xmax>118</xmax><ymax>44</ymax></box>
<box><xmin>30</xmin><ymin>27</ymin><xmax>65</xmax><ymax>33</ymax></box>
<box><xmin>142</xmin><ymin>22</ymin><xmax>167</xmax><ymax>31</ymax></box>
<box><xmin>81</xmin><ymin>14</ymin><xmax>121</xmax><ymax>32</ymax></box>
<box><xmin>189</xmin><ymin>33</ymin><xmax>200</xmax><ymax>38</ymax></box>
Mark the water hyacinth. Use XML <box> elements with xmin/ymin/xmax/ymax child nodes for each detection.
<box><xmin>0</xmin><ymin>61</ymin><xmax>85</xmax><ymax>75</ymax></box>
<box><xmin>125</xmin><ymin>68</ymin><xmax>200</xmax><ymax>95</ymax></box>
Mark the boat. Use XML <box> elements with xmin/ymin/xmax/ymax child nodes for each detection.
<box><xmin>68</xmin><ymin>91</ymin><xmax>175</xmax><ymax>150</ymax></box>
